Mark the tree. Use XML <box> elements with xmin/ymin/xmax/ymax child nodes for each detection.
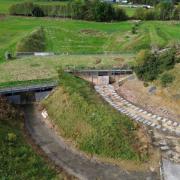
<box><xmin>93</xmin><ymin>1</ymin><xmax>115</xmax><ymax>22</ymax></box>
<box><xmin>173</xmin><ymin>4</ymin><xmax>180</xmax><ymax>20</ymax></box>
<box><xmin>155</xmin><ymin>2</ymin><xmax>174</xmax><ymax>20</ymax></box>
<box><xmin>114</xmin><ymin>8</ymin><xmax>128</xmax><ymax>21</ymax></box>
<box><xmin>32</xmin><ymin>6</ymin><xmax>44</xmax><ymax>17</ymax></box>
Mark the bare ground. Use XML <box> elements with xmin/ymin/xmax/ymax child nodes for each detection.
<box><xmin>116</xmin><ymin>77</ymin><xmax>180</xmax><ymax>123</ymax></box>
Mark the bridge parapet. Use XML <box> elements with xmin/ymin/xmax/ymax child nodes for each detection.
<box><xmin>0</xmin><ymin>82</ymin><xmax>58</xmax><ymax>96</ymax></box>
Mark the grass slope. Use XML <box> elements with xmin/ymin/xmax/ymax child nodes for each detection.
<box><xmin>0</xmin><ymin>16</ymin><xmax>180</xmax><ymax>62</ymax></box>
<box><xmin>42</xmin><ymin>73</ymin><xmax>148</xmax><ymax>162</ymax></box>
<box><xmin>0</xmin><ymin>97</ymin><xmax>61</xmax><ymax>179</ymax></box>
<box><xmin>0</xmin><ymin>54</ymin><xmax>133</xmax><ymax>86</ymax></box>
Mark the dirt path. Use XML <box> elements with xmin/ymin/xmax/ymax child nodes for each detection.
<box><xmin>23</xmin><ymin>104</ymin><xmax>158</xmax><ymax>180</ymax></box>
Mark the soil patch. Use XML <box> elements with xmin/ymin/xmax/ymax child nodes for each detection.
<box><xmin>80</xmin><ymin>29</ymin><xmax>103</xmax><ymax>36</ymax></box>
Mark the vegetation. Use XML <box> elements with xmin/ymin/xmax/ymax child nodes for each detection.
<box><xmin>16</xmin><ymin>27</ymin><xmax>46</xmax><ymax>52</ymax></box>
<box><xmin>9</xmin><ymin>0</ymin><xmax>128</xmax><ymax>21</ymax></box>
<box><xmin>42</xmin><ymin>72</ymin><xmax>149</xmax><ymax>161</ymax></box>
<box><xmin>0</xmin><ymin>54</ymin><xmax>132</xmax><ymax>86</ymax></box>
<box><xmin>9</xmin><ymin>1</ymin><xmax>71</xmax><ymax>17</ymax></box>
<box><xmin>130</xmin><ymin>0</ymin><xmax>180</xmax><ymax>6</ymax></box>
<box><xmin>160</xmin><ymin>73</ymin><xmax>175</xmax><ymax>87</ymax></box>
<box><xmin>0</xmin><ymin>97</ymin><xmax>60</xmax><ymax>179</ymax></box>
<box><xmin>134</xmin><ymin>2</ymin><xmax>180</xmax><ymax>20</ymax></box>
<box><xmin>0</xmin><ymin>78</ymin><xmax>57</xmax><ymax>89</ymax></box>
<box><xmin>0</xmin><ymin>0</ymin><xmax>68</xmax><ymax>14</ymax></box>
<box><xmin>0</xmin><ymin>16</ymin><xmax>180</xmax><ymax>62</ymax></box>
<box><xmin>134</xmin><ymin>48</ymin><xmax>177</xmax><ymax>81</ymax></box>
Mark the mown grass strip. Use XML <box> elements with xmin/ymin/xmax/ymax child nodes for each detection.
<box><xmin>0</xmin><ymin>78</ymin><xmax>57</xmax><ymax>89</ymax></box>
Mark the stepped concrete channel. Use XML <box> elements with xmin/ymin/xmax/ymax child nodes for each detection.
<box><xmin>94</xmin><ymin>84</ymin><xmax>180</xmax><ymax>180</ymax></box>
<box><xmin>24</xmin><ymin>104</ymin><xmax>158</xmax><ymax>180</ymax></box>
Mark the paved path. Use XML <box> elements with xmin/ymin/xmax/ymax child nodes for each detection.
<box><xmin>161</xmin><ymin>159</ymin><xmax>180</xmax><ymax>180</ymax></box>
<box><xmin>23</xmin><ymin>104</ymin><xmax>158</xmax><ymax>180</ymax></box>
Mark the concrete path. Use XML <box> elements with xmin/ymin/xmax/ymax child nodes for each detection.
<box><xmin>161</xmin><ymin>159</ymin><xmax>180</xmax><ymax>180</ymax></box>
<box><xmin>23</xmin><ymin>104</ymin><xmax>158</xmax><ymax>180</ymax></box>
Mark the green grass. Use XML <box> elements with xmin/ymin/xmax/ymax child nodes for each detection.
<box><xmin>0</xmin><ymin>16</ymin><xmax>180</xmax><ymax>63</ymax></box>
<box><xmin>0</xmin><ymin>54</ymin><xmax>133</xmax><ymax>87</ymax></box>
<box><xmin>42</xmin><ymin>72</ymin><xmax>148</xmax><ymax>161</ymax></box>
<box><xmin>0</xmin><ymin>97</ymin><xmax>61</xmax><ymax>179</ymax></box>
<box><xmin>0</xmin><ymin>78</ymin><xmax>57</xmax><ymax>88</ymax></box>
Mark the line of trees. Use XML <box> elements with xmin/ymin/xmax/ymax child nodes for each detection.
<box><xmin>9</xmin><ymin>0</ymin><xmax>128</xmax><ymax>21</ymax></box>
<box><xmin>9</xmin><ymin>2</ymin><xmax>71</xmax><ymax>17</ymax></box>
<box><xmin>131</xmin><ymin>0</ymin><xmax>180</xmax><ymax>6</ymax></box>
<box><xmin>134</xmin><ymin>2</ymin><xmax>180</xmax><ymax>20</ymax></box>
<box><xmin>9</xmin><ymin>1</ymin><xmax>180</xmax><ymax>21</ymax></box>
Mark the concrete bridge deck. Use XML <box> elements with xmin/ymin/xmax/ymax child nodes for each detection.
<box><xmin>0</xmin><ymin>83</ymin><xmax>57</xmax><ymax>96</ymax></box>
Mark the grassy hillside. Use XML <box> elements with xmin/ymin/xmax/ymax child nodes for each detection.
<box><xmin>0</xmin><ymin>54</ymin><xmax>132</xmax><ymax>87</ymax></box>
<box><xmin>0</xmin><ymin>97</ymin><xmax>62</xmax><ymax>179</ymax></box>
<box><xmin>0</xmin><ymin>16</ymin><xmax>179</xmax><ymax>62</ymax></box>
<box><xmin>42</xmin><ymin>72</ymin><xmax>149</xmax><ymax>162</ymax></box>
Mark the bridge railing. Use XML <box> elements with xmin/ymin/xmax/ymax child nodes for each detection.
<box><xmin>0</xmin><ymin>82</ymin><xmax>58</xmax><ymax>95</ymax></box>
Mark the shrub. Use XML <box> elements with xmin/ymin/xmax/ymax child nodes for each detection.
<box><xmin>134</xmin><ymin>48</ymin><xmax>176</xmax><ymax>81</ymax></box>
<box><xmin>7</xmin><ymin>132</ymin><xmax>17</xmax><ymax>143</ymax></box>
<box><xmin>132</xmin><ymin>26</ymin><xmax>137</xmax><ymax>34</ymax></box>
<box><xmin>155</xmin><ymin>2</ymin><xmax>174</xmax><ymax>20</ymax></box>
<box><xmin>5</xmin><ymin>51</ymin><xmax>12</xmax><ymax>60</ymax></box>
<box><xmin>32</xmin><ymin>6</ymin><xmax>44</xmax><ymax>17</ymax></box>
<box><xmin>143</xmin><ymin>82</ymin><xmax>149</xmax><ymax>87</ymax></box>
<box><xmin>114</xmin><ymin>8</ymin><xmax>128</xmax><ymax>21</ymax></box>
<box><xmin>160</xmin><ymin>73</ymin><xmax>175</xmax><ymax>87</ymax></box>
<box><xmin>93</xmin><ymin>1</ymin><xmax>115</xmax><ymax>22</ymax></box>
<box><xmin>16</xmin><ymin>27</ymin><xmax>46</xmax><ymax>52</ymax></box>
<box><xmin>134</xmin><ymin>8</ymin><xmax>146</xmax><ymax>20</ymax></box>
<box><xmin>173</xmin><ymin>4</ymin><xmax>180</xmax><ymax>20</ymax></box>
<box><xmin>9</xmin><ymin>2</ymin><xmax>34</xmax><ymax>16</ymax></box>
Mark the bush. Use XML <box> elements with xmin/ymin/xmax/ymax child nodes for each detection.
<box><xmin>16</xmin><ymin>27</ymin><xmax>46</xmax><ymax>52</ymax></box>
<box><xmin>93</xmin><ymin>1</ymin><xmax>115</xmax><ymax>22</ymax></box>
<box><xmin>173</xmin><ymin>4</ymin><xmax>180</xmax><ymax>20</ymax></box>
<box><xmin>134</xmin><ymin>48</ymin><xmax>176</xmax><ymax>82</ymax></box>
<box><xmin>9</xmin><ymin>2</ymin><xmax>34</xmax><ymax>16</ymax></box>
<box><xmin>5</xmin><ymin>51</ymin><xmax>12</xmax><ymax>60</ymax></box>
<box><xmin>114</xmin><ymin>8</ymin><xmax>128</xmax><ymax>21</ymax></box>
<box><xmin>7</xmin><ymin>132</ymin><xmax>17</xmax><ymax>143</ymax></box>
<box><xmin>143</xmin><ymin>82</ymin><xmax>149</xmax><ymax>87</ymax></box>
<box><xmin>9</xmin><ymin>0</ymin><xmax>128</xmax><ymax>22</ymax></box>
<box><xmin>160</xmin><ymin>73</ymin><xmax>175</xmax><ymax>87</ymax></box>
<box><xmin>155</xmin><ymin>2</ymin><xmax>174</xmax><ymax>20</ymax></box>
<box><xmin>132</xmin><ymin>26</ymin><xmax>137</xmax><ymax>34</ymax></box>
<box><xmin>32</xmin><ymin>6</ymin><xmax>44</xmax><ymax>17</ymax></box>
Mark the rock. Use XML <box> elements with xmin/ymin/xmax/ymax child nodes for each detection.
<box><xmin>148</xmin><ymin>86</ymin><xmax>156</xmax><ymax>94</ymax></box>
<box><xmin>159</xmin><ymin>140</ymin><xmax>167</xmax><ymax>146</ymax></box>
<box><xmin>166</xmin><ymin>150</ymin><xmax>173</xmax><ymax>158</ymax></box>
<box><xmin>160</xmin><ymin>146</ymin><xmax>170</xmax><ymax>151</ymax></box>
